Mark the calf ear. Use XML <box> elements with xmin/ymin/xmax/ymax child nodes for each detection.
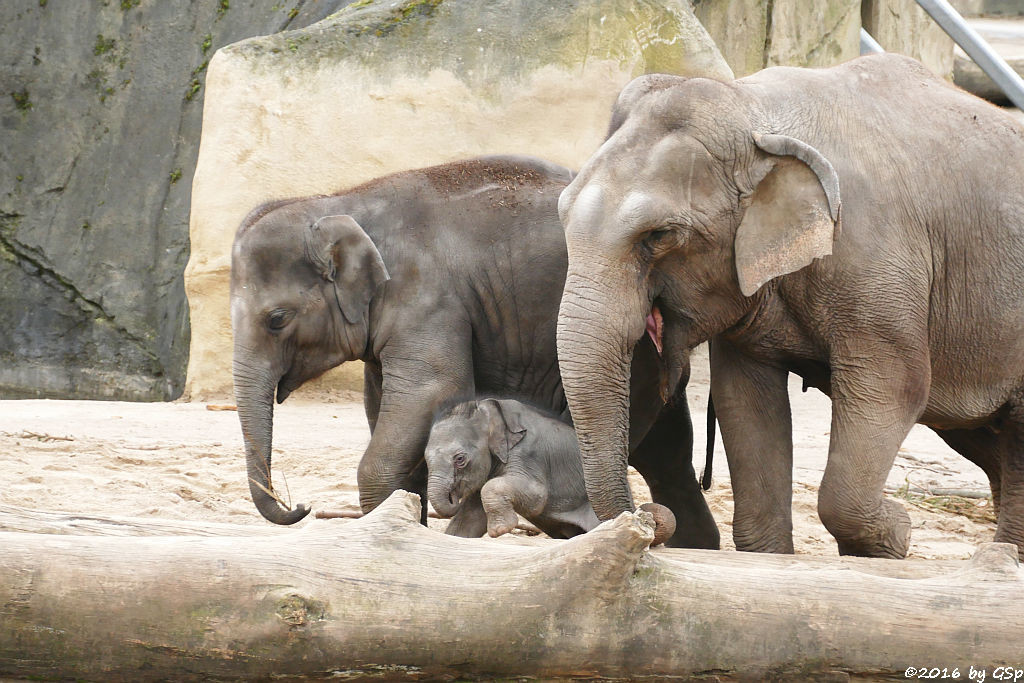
<box><xmin>304</xmin><ymin>215</ymin><xmax>390</xmax><ymax>324</ymax></box>
<box><xmin>734</xmin><ymin>134</ymin><xmax>841</xmax><ymax>297</ymax></box>
<box><xmin>479</xmin><ymin>399</ymin><xmax>527</xmax><ymax>464</ymax></box>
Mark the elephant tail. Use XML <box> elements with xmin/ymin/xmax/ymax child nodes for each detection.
<box><xmin>701</xmin><ymin>395</ymin><xmax>715</xmax><ymax>491</ymax></box>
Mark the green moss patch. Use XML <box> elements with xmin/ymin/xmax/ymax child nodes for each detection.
<box><xmin>10</xmin><ymin>89</ymin><xmax>32</xmax><ymax>111</ymax></box>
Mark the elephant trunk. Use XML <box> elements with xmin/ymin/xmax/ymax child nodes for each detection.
<box><xmin>556</xmin><ymin>265</ymin><xmax>643</xmax><ymax>522</ymax></box>
<box><xmin>427</xmin><ymin>471</ymin><xmax>460</xmax><ymax>518</ymax></box>
<box><xmin>234</xmin><ymin>351</ymin><xmax>309</xmax><ymax>525</ymax></box>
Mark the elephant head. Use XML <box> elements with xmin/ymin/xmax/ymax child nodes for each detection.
<box><xmin>556</xmin><ymin>74</ymin><xmax>840</xmax><ymax>523</ymax></box>
<box><xmin>424</xmin><ymin>399</ymin><xmax>526</xmax><ymax>517</ymax></box>
<box><xmin>231</xmin><ymin>204</ymin><xmax>389</xmax><ymax>524</ymax></box>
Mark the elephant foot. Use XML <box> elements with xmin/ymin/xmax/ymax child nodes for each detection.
<box><xmin>830</xmin><ymin>498</ymin><xmax>911</xmax><ymax>559</ymax></box>
<box><xmin>992</xmin><ymin>527</ymin><xmax>1024</xmax><ymax>559</ymax></box>
<box><xmin>486</xmin><ymin>508</ymin><xmax>520</xmax><ymax>538</ymax></box>
<box><xmin>639</xmin><ymin>503</ymin><xmax>676</xmax><ymax>546</ymax></box>
<box><xmin>993</xmin><ymin>508</ymin><xmax>1024</xmax><ymax>557</ymax></box>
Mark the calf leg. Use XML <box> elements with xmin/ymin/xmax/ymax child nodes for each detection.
<box><xmin>480</xmin><ymin>475</ymin><xmax>546</xmax><ymax>538</ymax></box>
<box><xmin>444</xmin><ymin>491</ymin><xmax>488</xmax><ymax>538</ymax></box>
<box><xmin>358</xmin><ymin>327</ymin><xmax>474</xmax><ymax>519</ymax></box>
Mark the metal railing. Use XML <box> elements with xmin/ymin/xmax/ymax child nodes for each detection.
<box><xmin>860</xmin><ymin>0</ymin><xmax>1024</xmax><ymax>110</ymax></box>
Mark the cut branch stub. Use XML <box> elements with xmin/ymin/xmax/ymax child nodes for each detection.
<box><xmin>958</xmin><ymin>541</ymin><xmax>1021</xmax><ymax>582</ymax></box>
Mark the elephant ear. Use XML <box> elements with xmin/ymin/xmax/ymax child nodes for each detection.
<box><xmin>303</xmin><ymin>215</ymin><xmax>390</xmax><ymax>324</ymax></box>
<box><xmin>733</xmin><ymin>133</ymin><xmax>841</xmax><ymax>297</ymax></box>
<box><xmin>478</xmin><ymin>399</ymin><xmax>527</xmax><ymax>464</ymax></box>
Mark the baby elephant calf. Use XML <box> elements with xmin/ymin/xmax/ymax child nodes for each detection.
<box><xmin>425</xmin><ymin>398</ymin><xmax>599</xmax><ymax>539</ymax></box>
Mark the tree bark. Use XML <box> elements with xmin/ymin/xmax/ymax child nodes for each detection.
<box><xmin>0</xmin><ymin>491</ymin><xmax>1021</xmax><ymax>681</ymax></box>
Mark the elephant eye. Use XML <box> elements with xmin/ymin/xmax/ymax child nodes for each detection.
<box><xmin>267</xmin><ymin>309</ymin><xmax>293</xmax><ymax>331</ymax></box>
<box><xmin>643</xmin><ymin>226</ymin><xmax>676</xmax><ymax>247</ymax></box>
<box><xmin>453</xmin><ymin>454</ymin><xmax>468</xmax><ymax>470</ymax></box>
<box><xmin>642</xmin><ymin>224</ymin><xmax>690</xmax><ymax>255</ymax></box>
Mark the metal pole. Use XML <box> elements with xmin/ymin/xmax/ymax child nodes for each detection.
<box><xmin>860</xmin><ymin>28</ymin><xmax>885</xmax><ymax>55</ymax></box>
<box><xmin>915</xmin><ymin>0</ymin><xmax>1024</xmax><ymax>110</ymax></box>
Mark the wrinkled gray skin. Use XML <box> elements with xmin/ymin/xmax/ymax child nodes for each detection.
<box><xmin>231</xmin><ymin>155</ymin><xmax>718</xmax><ymax>547</ymax></box>
<box><xmin>556</xmin><ymin>54</ymin><xmax>1024</xmax><ymax>558</ymax></box>
<box><xmin>425</xmin><ymin>398</ymin><xmax>600</xmax><ymax>539</ymax></box>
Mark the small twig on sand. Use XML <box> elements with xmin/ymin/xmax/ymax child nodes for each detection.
<box><xmin>887</xmin><ymin>477</ymin><xmax>996</xmax><ymax>524</ymax></box>
<box><xmin>928</xmin><ymin>488</ymin><xmax>991</xmax><ymax>499</ymax></box>
<box><xmin>3</xmin><ymin>431</ymin><xmax>74</xmax><ymax>443</ymax></box>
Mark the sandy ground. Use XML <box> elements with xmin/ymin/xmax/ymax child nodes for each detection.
<box><xmin>0</xmin><ymin>347</ymin><xmax>997</xmax><ymax>560</ymax></box>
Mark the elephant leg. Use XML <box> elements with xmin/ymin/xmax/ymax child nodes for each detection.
<box><xmin>363</xmin><ymin>360</ymin><xmax>383</xmax><ymax>434</ymax></box>
<box><xmin>357</xmin><ymin>328</ymin><xmax>474</xmax><ymax>518</ymax></box>
<box><xmin>710</xmin><ymin>337</ymin><xmax>794</xmax><ymax>553</ymax></box>
<box><xmin>444</xmin><ymin>491</ymin><xmax>488</xmax><ymax>538</ymax></box>
<box><xmin>402</xmin><ymin>460</ymin><xmax>429</xmax><ymax>524</ymax></box>
<box><xmin>481</xmin><ymin>475</ymin><xmax>546</xmax><ymax>537</ymax></box>
<box><xmin>818</xmin><ymin>356</ymin><xmax>928</xmax><ymax>559</ymax></box>
<box><xmin>932</xmin><ymin>426</ymin><xmax>1002</xmax><ymax>511</ymax></box>
<box><xmin>629</xmin><ymin>388</ymin><xmax>720</xmax><ymax>549</ymax></box>
<box><xmin>994</xmin><ymin>399</ymin><xmax>1024</xmax><ymax>552</ymax></box>
<box><xmin>935</xmin><ymin>399</ymin><xmax>1024</xmax><ymax>553</ymax></box>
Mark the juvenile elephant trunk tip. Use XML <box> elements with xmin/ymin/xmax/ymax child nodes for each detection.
<box><xmin>248</xmin><ymin>475</ymin><xmax>311</xmax><ymax>525</ymax></box>
<box><xmin>246</xmin><ymin>456</ymin><xmax>311</xmax><ymax>525</ymax></box>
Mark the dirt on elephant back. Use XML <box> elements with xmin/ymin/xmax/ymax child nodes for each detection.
<box><xmin>0</xmin><ymin>348</ymin><xmax>997</xmax><ymax>559</ymax></box>
<box><xmin>423</xmin><ymin>158</ymin><xmax>548</xmax><ymax>196</ymax></box>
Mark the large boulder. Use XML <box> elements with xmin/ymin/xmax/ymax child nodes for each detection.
<box><xmin>183</xmin><ymin>0</ymin><xmax>732</xmax><ymax>400</ymax></box>
<box><xmin>0</xmin><ymin>0</ymin><xmax>351</xmax><ymax>400</ymax></box>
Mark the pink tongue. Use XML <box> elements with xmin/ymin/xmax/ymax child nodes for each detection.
<box><xmin>645</xmin><ymin>307</ymin><xmax>663</xmax><ymax>355</ymax></box>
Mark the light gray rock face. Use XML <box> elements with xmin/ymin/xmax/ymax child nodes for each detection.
<box><xmin>0</xmin><ymin>0</ymin><xmax>350</xmax><ymax>400</ymax></box>
<box><xmin>691</xmin><ymin>0</ymin><xmax>861</xmax><ymax>77</ymax></box>
<box><xmin>952</xmin><ymin>0</ymin><xmax>1024</xmax><ymax>17</ymax></box>
<box><xmin>861</xmin><ymin>0</ymin><xmax>954</xmax><ymax>78</ymax></box>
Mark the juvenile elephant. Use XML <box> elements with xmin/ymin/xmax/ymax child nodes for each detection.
<box><xmin>425</xmin><ymin>398</ymin><xmax>599</xmax><ymax>539</ymax></box>
<box><xmin>555</xmin><ymin>54</ymin><xmax>1024</xmax><ymax>558</ymax></box>
<box><xmin>230</xmin><ymin>155</ymin><xmax>718</xmax><ymax>547</ymax></box>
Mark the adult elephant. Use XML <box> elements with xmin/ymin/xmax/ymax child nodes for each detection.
<box><xmin>230</xmin><ymin>155</ymin><xmax>719</xmax><ymax>547</ymax></box>
<box><xmin>555</xmin><ymin>54</ymin><xmax>1024</xmax><ymax>558</ymax></box>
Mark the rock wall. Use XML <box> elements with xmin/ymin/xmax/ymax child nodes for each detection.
<box><xmin>693</xmin><ymin>0</ymin><xmax>952</xmax><ymax>80</ymax></box>
<box><xmin>692</xmin><ymin>0</ymin><xmax>861</xmax><ymax>77</ymax></box>
<box><xmin>862</xmin><ymin>0</ymin><xmax>955</xmax><ymax>77</ymax></box>
<box><xmin>951</xmin><ymin>0</ymin><xmax>1024</xmax><ymax>16</ymax></box>
<box><xmin>183</xmin><ymin>0</ymin><xmax>732</xmax><ymax>400</ymax></box>
<box><xmin>0</xmin><ymin>0</ymin><xmax>351</xmax><ymax>400</ymax></box>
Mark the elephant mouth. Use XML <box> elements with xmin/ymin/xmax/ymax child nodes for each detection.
<box><xmin>448</xmin><ymin>484</ymin><xmax>466</xmax><ymax>509</ymax></box>
<box><xmin>276</xmin><ymin>375</ymin><xmax>298</xmax><ymax>404</ymax></box>
<box><xmin>646</xmin><ymin>305</ymin><xmax>664</xmax><ymax>355</ymax></box>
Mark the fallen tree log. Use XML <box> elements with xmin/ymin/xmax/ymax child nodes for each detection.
<box><xmin>0</xmin><ymin>502</ymin><xmax>290</xmax><ymax>537</ymax></box>
<box><xmin>0</xmin><ymin>491</ymin><xmax>1021</xmax><ymax>681</ymax></box>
